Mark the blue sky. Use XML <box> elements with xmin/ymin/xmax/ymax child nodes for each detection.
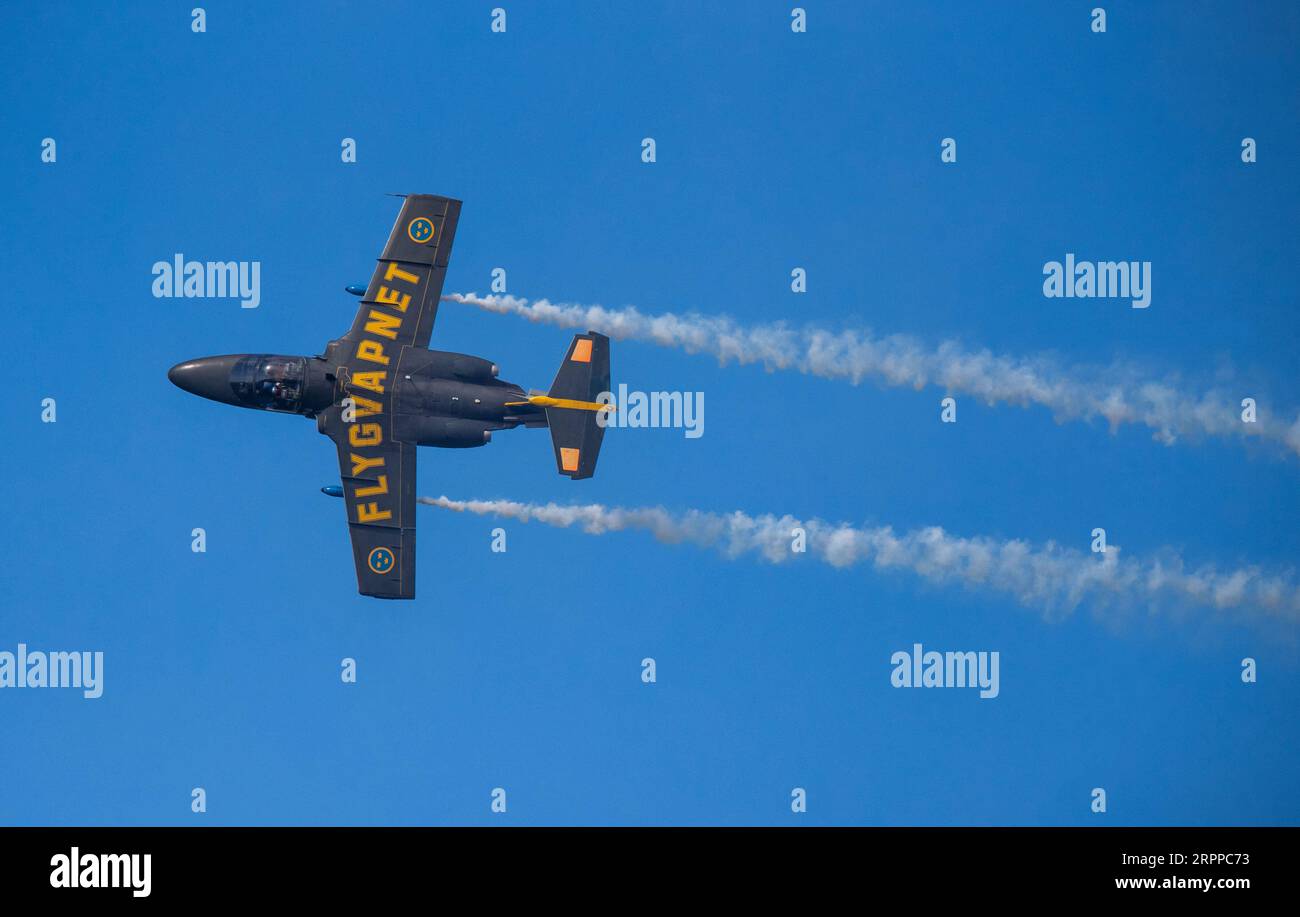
<box><xmin>1</xmin><ymin>1</ymin><xmax>1297</xmax><ymax>825</ymax></box>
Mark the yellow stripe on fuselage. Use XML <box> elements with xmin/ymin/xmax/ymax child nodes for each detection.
<box><xmin>504</xmin><ymin>394</ymin><xmax>615</xmax><ymax>412</ymax></box>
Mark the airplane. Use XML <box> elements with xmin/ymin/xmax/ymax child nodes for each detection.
<box><xmin>168</xmin><ymin>194</ymin><xmax>611</xmax><ymax>599</ymax></box>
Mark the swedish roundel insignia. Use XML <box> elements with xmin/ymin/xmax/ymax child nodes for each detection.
<box><xmin>368</xmin><ymin>546</ymin><xmax>395</xmax><ymax>575</ymax></box>
<box><xmin>407</xmin><ymin>217</ymin><xmax>436</xmax><ymax>244</ymax></box>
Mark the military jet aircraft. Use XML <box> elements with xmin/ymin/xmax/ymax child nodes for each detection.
<box><xmin>168</xmin><ymin>194</ymin><xmax>611</xmax><ymax>599</ymax></box>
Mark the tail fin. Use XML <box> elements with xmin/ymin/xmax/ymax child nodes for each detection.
<box><xmin>542</xmin><ymin>331</ymin><xmax>611</xmax><ymax>480</ymax></box>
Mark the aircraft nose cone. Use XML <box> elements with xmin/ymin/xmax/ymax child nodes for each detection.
<box><xmin>168</xmin><ymin>355</ymin><xmax>241</xmax><ymax>404</ymax></box>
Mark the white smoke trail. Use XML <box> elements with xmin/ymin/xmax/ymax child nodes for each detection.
<box><xmin>443</xmin><ymin>292</ymin><xmax>1300</xmax><ymax>459</ymax></box>
<box><xmin>421</xmin><ymin>495</ymin><xmax>1300</xmax><ymax>625</ymax></box>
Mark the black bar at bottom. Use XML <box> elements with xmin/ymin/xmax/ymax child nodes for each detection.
<box><xmin>0</xmin><ymin>826</ymin><xmax>1285</xmax><ymax>901</ymax></box>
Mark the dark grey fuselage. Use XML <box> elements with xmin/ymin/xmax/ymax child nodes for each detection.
<box><xmin>168</xmin><ymin>341</ymin><xmax>547</xmax><ymax>448</ymax></box>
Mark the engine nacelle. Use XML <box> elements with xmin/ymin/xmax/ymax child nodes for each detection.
<box><xmin>395</xmin><ymin>416</ymin><xmax>494</xmax><ymax>448</ymax></box>
<box><xmin>426</xmin><ymin>351</ymin><xmax>499</xmax><ymax>382</ymax></box>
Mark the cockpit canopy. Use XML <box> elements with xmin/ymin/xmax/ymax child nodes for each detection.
<box><xmin>230</xmin><ymin>355</ymin><xmax>307</xmax><ymax>411</ymax></box>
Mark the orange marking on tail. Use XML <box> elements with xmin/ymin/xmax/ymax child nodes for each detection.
<box><xmin>570</xmin><ymin>339</ymin><xmax>593</xmax><ymax>363</ymax></box>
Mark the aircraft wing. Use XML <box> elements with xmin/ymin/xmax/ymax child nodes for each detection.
<box><xmin>342</xmin><ymin>193</ymin><xmax>462</xmax><ymax>350</ymax></box>
<box><xmin>316</xmin><ymin>193</ymin><xmax>462</xmax><ymax>599</ymax></box>
<box><xmin>319</xmin><ymin>409</ymin><xmax>418</xmax><ymax>599</ymax></box>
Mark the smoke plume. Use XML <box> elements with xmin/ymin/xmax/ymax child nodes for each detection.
<box><xmin>421</xmin><ymin>495</ymin><xmax>1300</xmax><ymax>624</ymax></box>
<box><xmin>443</xmin><ymin>292</ymin><xmax>1300</xmax><ymax>458</ymax></box>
